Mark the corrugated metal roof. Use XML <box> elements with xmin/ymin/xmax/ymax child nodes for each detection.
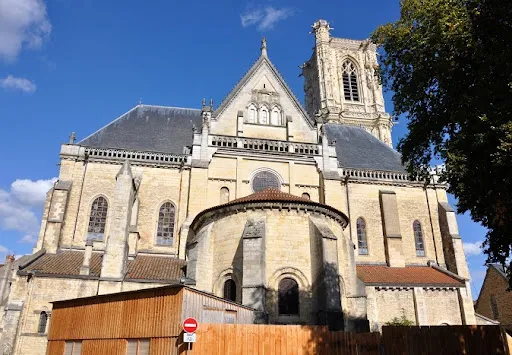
<box><xmin>324</xmin><ymin>124</ymin><xmax>405</xmax><ymax>172</ymax></box>
<box><xmin>79</xmin><ymin>105</ymin><xmax>202</xmax><ymax>154</ymax></box>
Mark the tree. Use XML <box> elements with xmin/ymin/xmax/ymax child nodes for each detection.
<box><xmin>372</xmin><ymin>0</ymin><xmax>512</xmax><ymax>288</ymax></box>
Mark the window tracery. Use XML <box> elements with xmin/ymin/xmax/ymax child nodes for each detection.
<box><xmin>87</xmin><ymin>196</ymin><xmax>108</xmax><ymax>241</ymax></box>
<box><xmin>156</xmin><ymin>202</ymin><xmax>175</xmax><ymax>246</ymax></box>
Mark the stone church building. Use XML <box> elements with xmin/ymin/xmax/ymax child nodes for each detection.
<box><xmin>0</xmin><ymin>20</ymin><xmax>475</xmax><ymax>354</ymax></box>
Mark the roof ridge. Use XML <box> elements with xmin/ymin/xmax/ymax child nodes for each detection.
<box><xmin>139</xmin><ymin>104</ymin><xmax>201</xmax><ymax>111</ymax></box>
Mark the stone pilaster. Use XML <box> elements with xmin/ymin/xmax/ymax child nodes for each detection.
<box><xmin>80</xmin><ymin>240</ymin><xmax>93</xmax><ymax>276</ymax></box>
<box><xmin>413</xmin><ymin>287</ymin><xmax>428</xmax><ymax>325</ymax></box>
<box><xmin>379</xmin><ymin>190</ymin><xmax>405</xmax><ymax>267</ymax></box>
<box><xmin>241</xmin><ymin>217</ymin><xmax>267</xmax><ymax>323</ymax></box>
<box><xmin>438</xmin><ymin>202</ymin><xmax>470</xmax><ymax>279</ymax></box>
<box><xmin>0</xmin><ymin>301</ymin><xmax>23</xmax><ymax>355</ymax></box>
<box><xmin>99</xmin><ymin>160</ymin><xmax>135</xmax><ymax>287</ymax></box>
<box><xmin>41</xmin><ymin>180</ymin><xmax>72</xmax><ymax>253</ymax></box>
<box><xmin>309</xmin><ymin>216</ymin><xmax>343</xmax><ymax>330</ymax></box>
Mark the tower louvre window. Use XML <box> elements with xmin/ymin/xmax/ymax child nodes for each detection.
<box><xmin>342</xmin><ymin>60</ymin><xmax>360</xmax><ymax>102</ymax></box>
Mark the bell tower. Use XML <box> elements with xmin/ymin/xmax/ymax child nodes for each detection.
<box><xmin>302</xmin><ymin>19</ymin><xmax>393</xmax><ymax>147</ymax></box>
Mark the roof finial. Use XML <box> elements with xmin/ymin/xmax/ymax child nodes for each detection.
<box><xmin>69</xmin><ymin>131</ymin><xmax>76</xmax><ymax>144</ymax></box>
<box><xmin>261</xmin><ymin>37</ymin><xmax>267</xmax><ymax>57</ymax></box>
<box><xmin>209</xmin><ymin>98</ymin><xmax>214</xmax><ymax>109</ymax></box>
<box><xmin>138</xmin><ymin>97</ymin><xmax>143</xmax><ymax>106</ymax></box>
<box><xmin>202</xmin><ymin>98</ymin><xmax>206</xmax><ymax>108</ymax></box>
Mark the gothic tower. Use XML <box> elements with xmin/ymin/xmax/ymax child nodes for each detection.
<box><xmin>302</xmin><ymin>19</ymin><xmax>394</xmax><ymax>147</ymax></box>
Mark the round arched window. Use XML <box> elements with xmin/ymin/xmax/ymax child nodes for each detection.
<box><xmin>251</xmin><ymin>170</ymin><xmax>281</xmax><ymax>192</ymax></box>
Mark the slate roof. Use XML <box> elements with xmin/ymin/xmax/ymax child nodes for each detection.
<box><xmin>356</xmin><ymin>265</ymin><xmax>464</xmax><ymax>286</ymax></box>
<box><xmin>79</xmin><ymin>105</ymin><xmax>202</xmax><ymax>154</ymax></box>
<box><xmin>20</xmin><ymin>251</ymin><xmax>186</xmax><ymax>282</ymax></box>
<box><xmin>324</xmin><ymin>124</ymin><xmax>405</xmax><ymax>172</ymax></box>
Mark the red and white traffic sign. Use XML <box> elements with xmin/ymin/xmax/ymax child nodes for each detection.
<box><xmin>183</xmin><ymin>317</ymin><xmax>198</xmax><ymax>333</ymax></box>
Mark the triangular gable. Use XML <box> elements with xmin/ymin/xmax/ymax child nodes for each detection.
<box><xmin>213</xmin><ymin>55</ymin><xmax>314</xmax><ymax>128</ymax></box>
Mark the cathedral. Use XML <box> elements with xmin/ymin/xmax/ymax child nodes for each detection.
<box><xmin>0</xmin><ymin>19</ymin><xmax>476</xmax><ymax>355</ymax></box>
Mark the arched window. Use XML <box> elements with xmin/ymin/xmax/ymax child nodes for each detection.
<box><xmin>259</xmin><ymin>106</ymin><xmax>269</xmax><ymax>124</ymax></box>
<box><xmin>248</xmin><ymin>104</ymin><xmax>257</xmax><ymax>123</ymax></box>
<box><xmin>223</xmin><ymin>279</ymin><xmax>237</xmax><ymax>302</ymax></box>
<box><xmin>356</xmin><ymin>217</ymin><xmax>368</xmax><ymax>255</ymax></box>
<box><xmin>87</xmin><ymin>196</ymin><xmax>108</xmax><ymax>241</ymax></box>
<box><xmin>251</xmin><ymin>170</ymin><xmax>281</xmax><ymax>192</ymax></box>
<box><xmin>341</xmin><ymin>60</ymin><xmax>360</xmax><ymax>102</ymax></box>
<box><xmin>220</xmin><ymin>187</ymin><xmax>230</xmax><ymax>204</ymax></box>
<box><xmin>271</xmin><ymin>107</ymin><xmax>281</xmax><ymax>126</ymax></box>
<box><xmin>278</xmin><ymin>278</ymin><xmax>299</xmax><ymax>315</ymax></box>
<box><xmin>156</xmin><ymin>202</ymin><xmax>175</xmax><ymax>246</ymax></box>
<box><xmin>413</xmin><ymin>220</ymin><xmax>425</xmax><ymax>256</ymax></box>
<box><xmin>38</xmin><ymin>311</ymin><xmax>48</xmax><ymax>334</ymax></box>
<box><xmin>301</xmin><ymin>192</ymin><xmax>310</xmax><ymax>200</ymax></box>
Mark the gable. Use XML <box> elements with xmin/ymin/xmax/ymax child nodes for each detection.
<box><xmin>210</xmin><ymin>55</ymin><xmax>317</xmax><ymax>143</ymax></box>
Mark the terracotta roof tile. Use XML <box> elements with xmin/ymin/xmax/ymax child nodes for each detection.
<box><xmin>24</xmin><ymin>251</ymin><xmax>102</xmax><ymax>277</ymax></box>
<box><xmin>126</xmin><ymin>255</ymin><xmax>186</xmax><ymax>281</ymax></box>
<box><xmin>356</xmin><ymin>265</ymin><xmax>464</xmax><ymax>286</ymax></box>
<box><xmin>227</xmin><ymin>188</ymin><xmax>311</xmax><ymax>205</ymax></box>
<box><xmin>21</xmin><ymin>251</ymin><xmax>185</xmax><ymax>282</ymax></box>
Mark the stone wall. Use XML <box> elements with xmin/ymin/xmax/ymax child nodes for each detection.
<box><xmin>475</xmin><ymin>267</ymin><xmax>512</xmax><ymax>329</ymax></box>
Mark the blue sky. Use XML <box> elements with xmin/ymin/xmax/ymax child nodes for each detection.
<box><xmin>0</xmin><ymin>0</ymin><xmax>488</xmax><ymax>297</ymax></box>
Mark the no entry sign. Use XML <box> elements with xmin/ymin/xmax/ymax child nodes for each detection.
<box><xmin>183</xmin><ymin>317</ymin><xmax>198</xmax><ymax>333</ymax></box>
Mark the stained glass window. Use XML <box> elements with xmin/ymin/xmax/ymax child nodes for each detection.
<box><xmin>278</xmin><ymin>278</ymin><xmax>299</xmax><ymax>315</ymax></box>
<box><xmin>357</xmin><ymin>218</ymin><xmax>368</xmax><ymax>255</ymax></box>
<box><xmin>156</xmin><ymin>202</ymin><xmax>175</xmax><ymax>245</ymax></box>
<box><xmin>87</xmin><ymin>197</ymin><xmax>108</xmax><ymax>241</ymax></box>
<box><xmin>413</xmin><ymin>220</ymin><xmax>425</xmax><ymax>256</ymax></box>
<box><xmin>252</xmin><ymin>170</ymin><xmax>281</xmax><ymax>192</ymax></box>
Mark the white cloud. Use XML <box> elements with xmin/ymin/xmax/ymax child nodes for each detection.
<box><xmin>464</xmin><ymin>240</ymin><xmax>483</xmax><ymax>256</ymax></box>
<box><xmin>0</xmin><ymin>245</ymin><xmax>8</xmax><ymax>253</ymax></box>
<box><xmin>11</xmin><ymin>178</ymin><xmax>55</xmax><ymax>205</ymax></box>
<box><xmin>0</xmin><ymin>75</ymin><xmax>36</xmax><ymax>93</ymax></box>
<box><xmin>240</xmin><ymin>7</ymin><xmax>295</xmax><ymax>31</ymax></box>
<box><xmin>19</xmin><ymin>234</ymin><xmax>36</xmax><ymax>244</ymax></box>
<box><xmin>0</xmin><ymin>177</ymin><xmax>56</xmax><ymax>238</ymax></box>
<box><xmin>0</xmin><ymin>0</ymin><xmax>52</xmax><ymax>62</ymax></box>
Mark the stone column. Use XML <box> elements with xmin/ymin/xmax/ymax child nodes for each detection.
<box><xmin>241</xmin><ymin>217</ymin><xmax>267</xmax><ymax>323</ymax></box>
<box><xmin>99</xmin><ymin>161</ymin><xmax>135</xmax><ymax>292</ymax></box>
<box><xmin>41</xmin><ymin>180</ymin><xmax>72</xmax><ymax>253</ymax></box>
<box><xmin>379</xmin><ymin>190</ymin><xmax>405</xmax><ymax>267</ymax></box>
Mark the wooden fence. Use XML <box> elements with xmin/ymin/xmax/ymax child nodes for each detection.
<box><xmin>381</xmin><ymin>325</ymin><xmax>510</xmax><ymax>355</ymax></box>
<box><xmin>47</xmin><ymin>324</ymin><xmax>510</xmax><ymax>355</ymax></box>
<box><xmin>186</xmin><ymin>324</ymin><xmax>380</xmax><ymax>354</ymax></box>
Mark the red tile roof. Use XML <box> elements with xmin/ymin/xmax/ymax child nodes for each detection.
<box><xmin>227</xmin><ymin>188</ymin><xmax>311</xmax><ymax>205</ymax></box>
<box><xmin>21</xmin><ymin>251</ymin><xmax>185</xmax><ymax>282</ymax></box>
<box><xmin>356</xmin><ymin>265</ymin><xmax>464</xmax><ymax>286</ymax></box>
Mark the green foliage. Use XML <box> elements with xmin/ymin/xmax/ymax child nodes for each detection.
<box><xmin>384</xmin><ymin>315</ymin><xmax>415</xmax><ymax>327</ymax></box>
<box><xmin>372</xmin><ymin>0</ymin><xmax>512</xmax><ymax>288</ymax></box>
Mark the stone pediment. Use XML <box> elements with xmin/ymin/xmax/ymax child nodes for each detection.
<box><xmin>211</xmin><ymin>50</ymin><xmax>316</xmax><ymax>137</ymax></box>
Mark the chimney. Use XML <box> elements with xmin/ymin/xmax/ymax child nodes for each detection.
<box><xmin>80</xmin><ymin>240</ymin><xmax>93</xmax><ymax>276</ymax></box>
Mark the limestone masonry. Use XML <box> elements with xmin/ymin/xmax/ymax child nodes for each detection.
<box><xmin>0</xmin><ymin>19</ymin><xmax>476</xmax><ymax>355</ymax></box>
